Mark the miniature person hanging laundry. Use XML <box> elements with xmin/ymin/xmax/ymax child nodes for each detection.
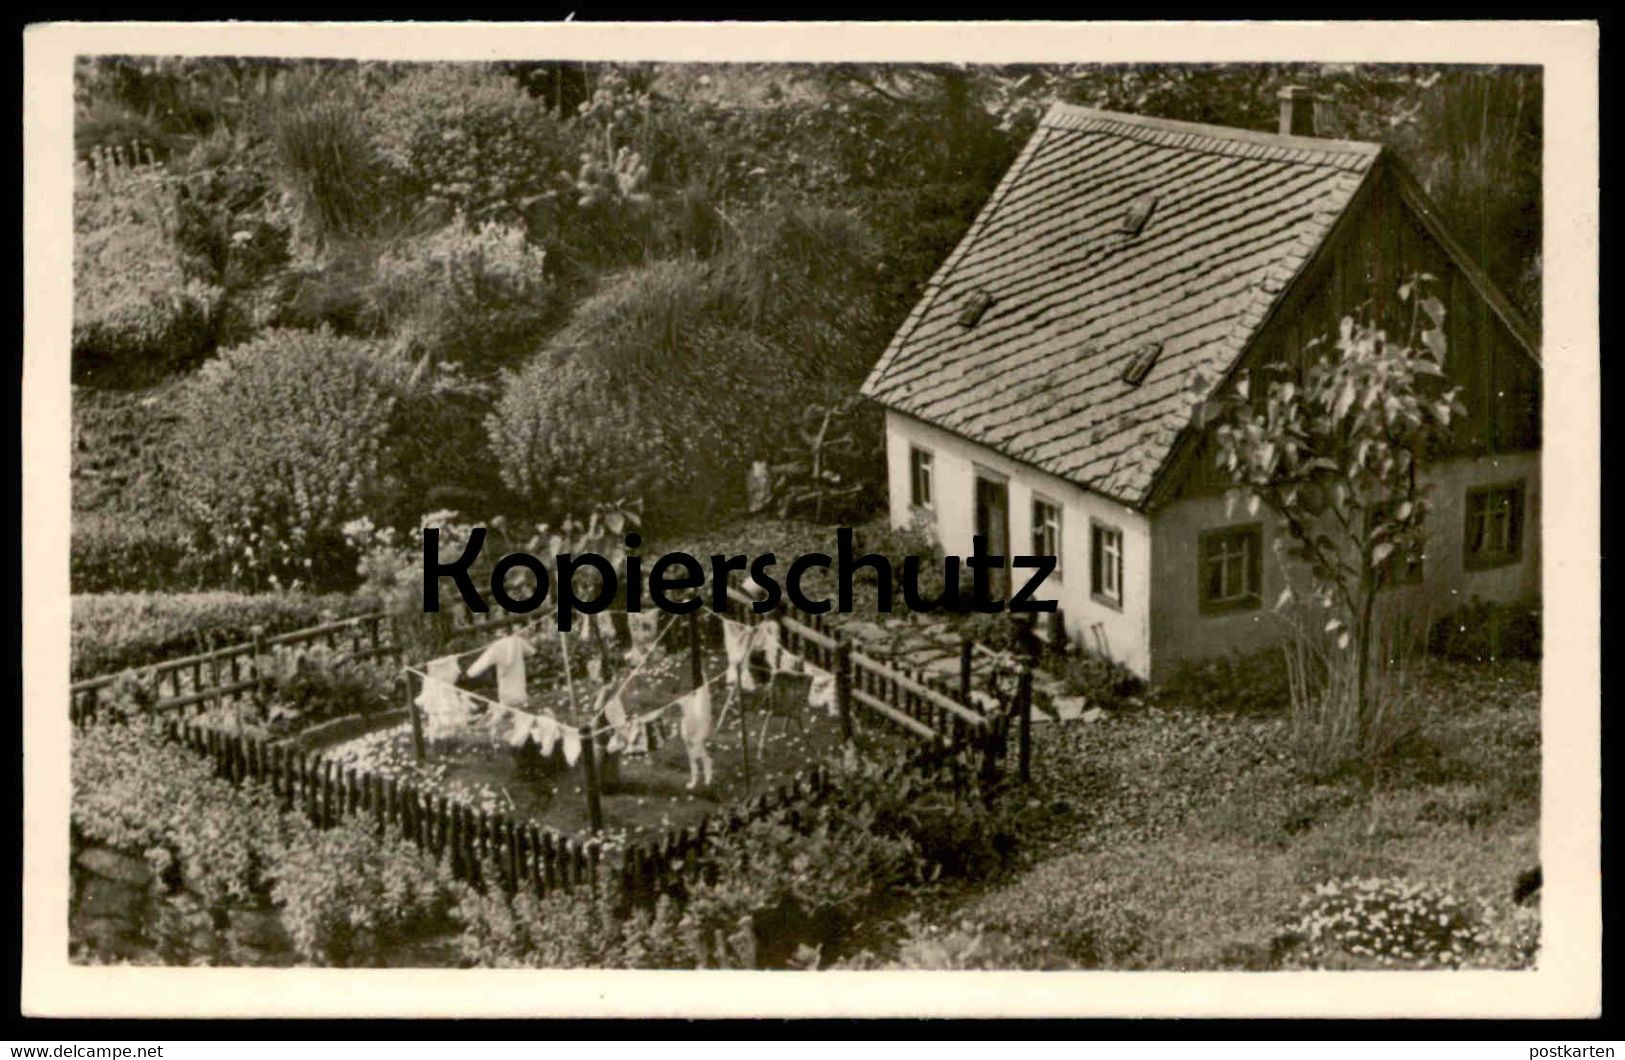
<box><xmin>678</xmin><ymin>683</ymin><xmax>714</xmax><ymax>789</ymax></box>
<box><xmin>807</xmin><ymin>664</ymin><xmax>837</xmax><ymax>718</ymax></box>
<box><xmin>721</xmin><ymin>619</ymin><xmax>758</xmax><ymax>691</ymax></box>
<box><xmin>414</xmin><ymin>655</ymin><xmax>463</xmax><ymax>741</ymax></box>
<box><xmin>467</xmin><ymin>634</ymin><xmax>534</xmax><ymax>706</ymax></box>
<box><xmin>560</xmin><ymin>724</ymin><xmax>583</xmax><ymax>767</ymax></box>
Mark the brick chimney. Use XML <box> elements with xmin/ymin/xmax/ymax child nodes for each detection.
<box><xmin>1277</xmin><ymin>85</ymin><xmax>1316</xmax><ymax>136</ymax></box>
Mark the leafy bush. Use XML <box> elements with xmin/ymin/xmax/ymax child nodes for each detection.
<box><xmin>256</xmin><ymin>643</ymin><xmax>397</xmax><ymax>730</ymax></box>
<box><xmin>369</xmin><ymin>64</ymin><xmax>575</xmax><ymax>227</ymax></box>
<box><xmin>73</xmin><ymin>154</ymin><xmax>223</xmax><ymax>386</ymax></box>
<box><xmin>679</xmin><ymin>750</ymin><xmax>1015</xmax><ymax>968</ymax></box>
<box><xmin>70</xmin><ymin>514</ymin><xmax>220</xmax><ymax>596</ymax></box>
<box><xmin>70</xmin><ymin>591</ymin><xmax>366</xmax><ymax>678</ymax></box>
<box><xmin>487</xmin><ymin>336</ymin><xmax>698</xmax><ymax>528</ymax></box>
<box><xmin>1054</xmin><ymin>648</ymin><xmax>1146</xmax><ymax>710</ymax></box>
<box><xmin>269</xmin><ymin>817</ymin><xmax>457</xmax><ymax>967</ymax></box>
<box><xmin>834</xmin><ymin>915</ymin><xmax>1034</xmax><ymax>970</ymax></box>
<box><xmin>455</xmin><ymin>881</ymin><xmax>690</xmax><ymax>969</ymax></box>
<box><xmin>72</xmin><ymin>716</ymin><xmax>458</xmax><ymax>966</ymax></box>
<box><xmin>169</xmin><ymin>328</ymin><xmax>416</xmax><ymax>589</ymax></box>
<box><xmin>1158</xmin><ymin>649</ymin><xmax>1292</xmax><ymax>716</ymax></box>
<box><xmin>492</xmin><ymin>204</ymin><xmax>887</xmax><ymax>533</ymax></box>
<box><xmin>368</xmin><ymin>216</ymin><xmax>558</xmax><ymax>375</ymax></box>
<box><xmin>72</xmin><ymin>717</ymin><xmax>293</xmax><ymax>905</ymax></box>
<box><xmin>1429</xmin><ymin>598</ymin><xmax>1542</xmax><ymax>662</ymax></box>
<box><xmin>1283</xmin><ymin>876</ymin><xmax>1487</xmax><ymax>969</ymax></box>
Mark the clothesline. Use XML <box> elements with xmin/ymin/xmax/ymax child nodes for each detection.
<box><xmin>404</xmin><ymin>662</ymin><xmax>733</xmax><ymax>745</ymax></box>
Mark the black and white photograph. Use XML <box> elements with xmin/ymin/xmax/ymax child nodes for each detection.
<box><xmin>21</xmin><ymin>20</ymin><xmax>1599</xmax><ymax>1020</ymax></box>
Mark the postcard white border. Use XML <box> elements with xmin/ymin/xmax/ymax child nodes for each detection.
<box><xmin>22</xmin><ymin>19</ymin><xmax>1601</xmax><ymax>1019</ymax></box>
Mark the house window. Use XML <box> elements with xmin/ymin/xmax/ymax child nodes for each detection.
<box><xmin>1464</xmin><ymin>481</ymin><xmax>1524</xmax><ymax>569</ymax></box>
<box><xmin>909</xmin><ymin>447</ymin><xmax>934</xmax><ymax>509</ymax></box>
<box><xmin>1032</xmin><ymin>497</ymin><xmax>1062</xmax><ymax>578</ymax></box>
<box><xmin>1091</xmin><ymin>521</ymin><xmax>1123</xmax><ymax>607</ymax></box>
<box><xmin>1199</xmin><ymin>524</ymin><xmax>1262</xmax><ymax>612</ymax></box>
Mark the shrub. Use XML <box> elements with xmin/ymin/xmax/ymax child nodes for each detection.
<box><xmin>487</xmin><ymin>346</ymin><xmax>697</xmax><ymax>529</ymax></box>
<box><xmin>369</xmin><ymin>64</ymin><xmax>575</xmax><ymax>226</ymax></box>
<box><xmin>72</xmin><ymin>717</ymin><xmax>293</xmax><ymax>905</ymax></box>
<box><xmin>455</xmin><ymin>881</ymin><xmax>690</xmax><ymax>969</ymax></box>
<box><xmin>70</xmin><ymin>514</ymin><xmax>220</xmax><ymax>596</ymax></box>
<box><xmin>169</xmin><ymin>328</ymin><xmax>415</xmax><ymax>590</ymax></box>
<box><xmin>834</xmin><ymin>915</ymin><xmax>1034</xmax><ymax>970</ymax></box>
<box><xmin>1429</xmin><ymin>598</ymin><xmax>1542</xmax><ymax>663</ymax></box>
<box><xmin>70</xmin><ymin>591</ymin><xmax>367</xmax><ymax>678</ymax></box>
<box><xmin>269</xmin><ymin>817</ymin><xmax>458</xmax><ymax>967</ymax></box>
<box><xmin>73</xmin><ymin>155</ymin><xmax>223</xmax><ymax>386</ymax></box>
<box><xmin>1054</xmin><ymin>648</ymin><xmax>1146</xmax><ymax>710</ymax></box>
<box><xmin>1159</xmin><ymin>649</ymin><xmax>1292</xmax><ymax>716</ymax></box>
<box><xmin>368</xmin><ymin>216</ymin><xmax>558</xmax><ymax>375</ymax></box>
<box><xmin>71</xmin><ymin>716</ymin><xmax>459</xmax><ymax>966</ymax></box>
<box><xmin>264</xmin><ymin>71</ymin><xmax>399</xmax><ymax>247</ymax></box>
<box><xmin>255</xmin><ymin>643</ymin><xmax>397</xmax><ymax>731</ymax></box>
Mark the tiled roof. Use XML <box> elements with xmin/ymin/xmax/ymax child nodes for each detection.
<box><xmin>860</xmin><ymin>102</ymin><xmax>1383</xmax><ymax>509</ymax></box>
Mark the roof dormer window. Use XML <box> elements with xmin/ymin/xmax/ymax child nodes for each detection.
<box><xmin>1122</xmin><ymin>341</ymin><xmax>1162</xmax><ymax>386</ymax></box>
<box><xmin>1122</xmin><ymin>192</ymin><xmax>1158</xmax><ymax>236</ymax></box>
<box><xmin>959</xmin><ymin>289</ymin><xmax>995</xmax><ymax>328</ymax></box>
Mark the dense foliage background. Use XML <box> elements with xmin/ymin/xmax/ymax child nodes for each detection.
<box><xmin>72</xmin><ymin>59</ymin><xmax>1542</xmax><ymax>594</ymax></box>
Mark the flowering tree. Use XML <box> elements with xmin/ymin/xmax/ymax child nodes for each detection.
<box><xmin>1206</xmin><ymin>277</ymin><xmax>1465</xmax><ymax>772</ymax></box>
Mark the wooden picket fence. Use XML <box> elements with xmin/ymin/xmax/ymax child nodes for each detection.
<box><xmin>74</xmin><ymin>593</ymin><xmax>1033</xmax><ymax>905</ymax></box>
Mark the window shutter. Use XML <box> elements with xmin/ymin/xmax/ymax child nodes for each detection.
<box><xmin>1115</xmin><ymin>537</ymin><xmax>1125</xmax><ymax>602</ymax></box>
<box><xmin>1090</xmin><ymin>527</ymin><xmax>1102</xmax><ymax>594</ymax></box>
<box><xmin>1247</xmin><ymin>531</ymin><xmax>1262</xmax><ymax>597</ymax></box>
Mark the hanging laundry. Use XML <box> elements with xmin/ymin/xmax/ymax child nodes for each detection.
<box><xmin>678</xmin><ymin>683</ymin><xmax>714</xmax><ymax>789</ymax></box>
<box><xmin>807</xmin><ymin>664</ymin><xmax>837</xmax><ymax>717</ymax></box>
<box><xmin>560</xmin><ymin>724</ymin><xmax>583</xmax><ymax>767</ymax></box>
<box><xmin>586</xmin><ymin>656</ymin><xmax>603</xmax><ymax>684</ymax></box>
<box><xmin>753</xmin><ymin>622</ymin><xmax>784</xmax><ymax>671</ymax></box>
<box><xmin>721</xmin><ymin>618</ymin><xmax>758</xmax><ymax>691</ymax></box>
<box><xmin>628</xmin><ymin>610</ymin><xmax>660</xmax><ymax>654</ymax></box>
<box><xmin>467</xmin><ymin>634</ymin><xmax>535</xmax><ymax>707</ymax></box>
<box><xmin>502</xmin><ymin>708</ymin><xmax>536</xmax><ymax>748</ymax></box>
<box><xmin>414</xmin><ymin>656</ymin><xmax>463</xmax><ymax>740</ymax></box>
<box><xmin>532</xmin><ymin>712</ymin><xmax>560</xmax><ymax>757</ymax></box>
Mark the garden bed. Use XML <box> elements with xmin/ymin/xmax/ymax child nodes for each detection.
<box><xmin>310</xmin><ymin>640</ymin><xmax>867</xmax><ymax>841</ymax></box>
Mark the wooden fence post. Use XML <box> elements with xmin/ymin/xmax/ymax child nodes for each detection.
<box><xmin>960</xmin><ymin>637</ymin><xmax>974</xmax><ymax>705</ymax></box>
<box><xmin>581</xmin><ymin>724</ymin><xmax>604</xmax><ymax>834</ymax></box>
<box><xmin>834</xmin><ymin>637</ymin><xmax>853</xmax><ymax>744</ymax></box>
<box><xmin>406</xmin><ymin>675</ymin><xmax>426</xmax><ymax>762</ymax></box>
<box><xmin>1017</xmin><ymin>663</ymin><xmax>1034</xmax><ymax>783</ymax></box>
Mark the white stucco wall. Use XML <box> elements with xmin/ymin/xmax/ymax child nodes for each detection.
<box><xmin>884</xmin><ymin>409</ymin><xmax>1154</xmax><ymax>677</ymax></box>
<box><xmin>882</xmin><ymin>410</ymin><xmax>1538</xmax><ymax>685</ymax></box>
<box><xmin>1148</xmin><ymin>450</ymin><xmax>1541</xmax><ymax>683</ymax></box>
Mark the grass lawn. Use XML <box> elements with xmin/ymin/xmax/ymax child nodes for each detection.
<box><xmin>863</xmin><ymin>658</ymin><xmax>1541</xmax><ymax>970</ymax></box>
